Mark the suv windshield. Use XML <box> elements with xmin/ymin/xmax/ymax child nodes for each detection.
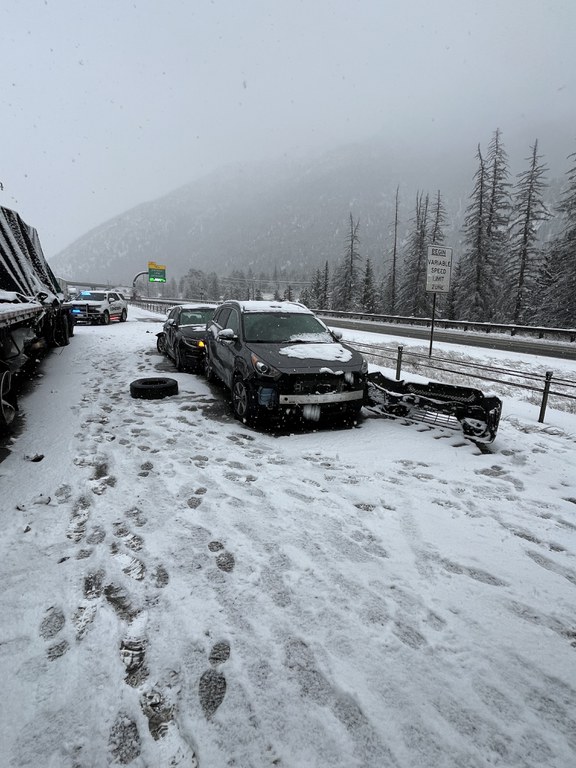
<box><xmin>180</xmin><ymin>308</ymin><xmax>214</xmax><ymax>325</ymax></box>
<box><xmin>243</xmin><ymin>312</ymin><xmax>333</xmax><ymax>343</ymax></box>
<box><xmin>78</xmin><ymin>291</ymin><xmax>105</xmax><ymax>301</ymax></box>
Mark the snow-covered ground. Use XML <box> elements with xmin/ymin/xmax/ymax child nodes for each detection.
<box><xmin>1</xmin><ymin>306</ymin><xmax>575</xmax><ymax>768</ymax></box>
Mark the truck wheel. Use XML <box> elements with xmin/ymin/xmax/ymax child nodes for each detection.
<box><xmin>232</xmin><ymin>375</ymin><xmax>259</xmax><ymax>425</ymax></box>
<box><xmin>101</xmin><ymin>311</ymin><xmax>110</xmax><ymax>326</ymax></box>
<box><xmin>130</xmin><ymin>377</ymin><xmax>178</xmax><ymax>400</ymax></box>
<box><xmin>53</xmin><ymin>313</ymin><xmax>70</xmax><ymax>347</ymax></box>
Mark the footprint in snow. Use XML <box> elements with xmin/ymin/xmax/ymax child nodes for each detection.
<box><xmin>199</xmin><ymin>640</ymin><xmax>230</xmax><ymax>718</ymax></box>
<box><xmin>39</xmin><ymin>606</ymin><xmax>69</xmax><ymax>660</ymax></box>
<box><xmin>108</xmin><ymin>712</ymin><xmax>141</xmax><ymax>765</ymax></box>
<box><xmin>208</xmin><ymin>540</ymin><xmax>235</xmax><ymax>572</ymax></box>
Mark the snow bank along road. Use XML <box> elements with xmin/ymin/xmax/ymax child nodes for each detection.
<box><xmin>1</xmin><ymin>307</ymin><xmax>576</xmax><ymax>768</ymax></box>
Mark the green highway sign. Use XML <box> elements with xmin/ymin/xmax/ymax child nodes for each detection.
<box><xmin>148</xmin><ymin>261</ymin><xmax>166</xmax><ymax>283</ymax></box>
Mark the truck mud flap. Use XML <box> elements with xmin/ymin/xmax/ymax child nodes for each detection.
<box><xmin>365</xmin><ymin>371</ymin><xmax>502</xmax><ymax>444</ymax></box>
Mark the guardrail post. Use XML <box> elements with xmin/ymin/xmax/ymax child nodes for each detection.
<box><xmin>538</xmin><ymin>371</ymin><xmax>553</xmax><ymax>423</ymax></box>
<box><xmin>396</xmin><ymin>345</ymin><xmax>403</xmax><ymax>380</ymax></box>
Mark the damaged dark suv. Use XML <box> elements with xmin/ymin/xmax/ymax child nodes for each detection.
<box><xmin>204</xmin><ymin>300</ymin><xmax>367</xmax><ymax>425</ymax></box>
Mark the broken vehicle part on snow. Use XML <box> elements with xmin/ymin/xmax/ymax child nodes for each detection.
<box><xmin>365</xmin><ymin>371</ymin><xmax>502</xmax><ymax>443</ymax></box>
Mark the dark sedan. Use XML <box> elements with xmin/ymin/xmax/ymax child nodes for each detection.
<box><xmin>157</xmin><ymin>303</ymin><xmax>216</xmax><ymax>372</ymax></box>
<box><xmin>205</xmin><ymin>300</ymin><xmax>368</xmax><ymax>425</ymax></box>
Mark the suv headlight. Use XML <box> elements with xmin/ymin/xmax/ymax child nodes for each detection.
<box><xmin>182</xmin><ymin>338</ymin><xmax>205</xmax><ymax>349</ymax></box>
<box><xmin>251</xmin><ymin>353</ymin><xmax>280</xmax><ymax>379</ymax></box>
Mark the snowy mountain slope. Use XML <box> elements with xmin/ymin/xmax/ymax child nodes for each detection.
<box><xmin>1</xmin><ymin>307</ymin><xmax>575</xmax><ymax>767</ymax></box>
<box><xmin>47</xmin><ymin>143</ymin><xmax>473</xmax><ymax>286</ymax></box>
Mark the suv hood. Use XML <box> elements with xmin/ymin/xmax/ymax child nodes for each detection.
<box><xmin>247</xmin><ymin>341</ymin><xmax>364</xmax><ymax>373</ymax></box>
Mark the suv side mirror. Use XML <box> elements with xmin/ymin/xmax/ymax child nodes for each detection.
<box><xmin>330</xmin><ymin>328</ymin><xmax>343</xmax><ymax>340</ymax></box>
<box><xmin>217</xmin><ymin>328</ymin><xmax>237</xmax><ymax>342</ymax></box>
<box><xmin>108</xmin><ymin>296</ymin><xmax>114</xmax><ymax>303</ymax></box>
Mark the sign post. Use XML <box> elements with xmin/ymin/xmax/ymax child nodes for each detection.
<box><xmin>148</xmin><ymin>261</ymin><xmax>166</xmax><ymax>283</ymax></box>
<box><xmin>426</xmin><ymin>245</ymin><xmax>453</xmax><ymax>357</ymax></box>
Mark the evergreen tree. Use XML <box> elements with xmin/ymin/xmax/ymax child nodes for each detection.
<box><xmin>453</xmin><ymin>145</ymin><xmax>494</xmax><ymax>321</ymax></box>
<box><xmin>298</xmin><ymin>285</ymin><xmax>312</xmax><ymax>307</ymax></box>
<box><xmin>485</xmin><ymin>128</ymin><xmax>512</xmax><ymax>318</ymax></box>
<box><xmin>398</xmin><ymin>191</ymin><xmax>430</xmax><ymax>316</ymax></box>
<box><xmin>429</xmin><ymin>189</ymin><xmax>447</xmax><ymax>245</ymax></box>
<box><xmin>453</xmin><ymin>132</ymin><xmax>512</xmax><ymax>321</ymax></box>
<box><xmin>361</xmin><ymin>258</ymin><xmax>378</xmax><ymax>313</ymax></box>
<box><xmin>309</xmin><ymin>267</ymin><xmax>323</xmax><ymax>308</ymax></box>
<box><xmin>507</xmin><ymin>140</ymin><xmax>550</xmax><ymax>324</ymax></box>
<box><xmin>382</xmin><ymin>185</ymin><xmax>400</xmax><ymax>314</ymax></box>
<box><xmin>321</xmin><ymin>260</ymin><xmax>330</xmax><ymax>309</ymax></box>
<box><xmin>539</xmin><ymin>149</ymin><xmax>576</xmax><ymax>327</ymax></box>
<box><xmin>332</xmin><ymin>214</ymin><xmax>361</xmax><ymax>311</ymax></box>
<box><xmin>181</xmin><ymin>268</ymin><xmax>206</xmax><ymax>300</ymax></box>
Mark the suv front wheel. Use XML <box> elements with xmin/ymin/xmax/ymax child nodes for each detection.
<box><xmin>232</xmin><ymin>375</ymin><xmax>259</xmax><ymax>425</ymax></box>
<box><xmin>101</xmin><ymin>310</ymin><xmax>110</xmax><ymax>326</ymax></box>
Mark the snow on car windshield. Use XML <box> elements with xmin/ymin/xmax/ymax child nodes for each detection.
<box><xmin>243</xmin><ymin>312</ymin><xmax>332</xmax><ymax>343</ymax></box>
<box><xmin>78</xmin><ymin>291</ymin><xmax>105</xmax><ymax>301</ymax></box>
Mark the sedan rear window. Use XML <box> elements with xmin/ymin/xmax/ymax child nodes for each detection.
<box><xmin>180</xmin><ymin>308</ymin><xmax>214</xmax><ymax>325</ymax></box>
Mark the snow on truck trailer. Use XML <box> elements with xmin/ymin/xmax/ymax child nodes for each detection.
<box><xmin>0</xmin><ymin>206</ymin><xmax>72</xmax><ymax>432</ymax></box>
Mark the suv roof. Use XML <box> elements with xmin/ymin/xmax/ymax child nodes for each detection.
<box><xmin>221</xmin><ymin>300</ymin><xmax>312</xmax><ymax>314</ymax></box>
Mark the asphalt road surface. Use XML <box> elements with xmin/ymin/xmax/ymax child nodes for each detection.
<box><xmin>325</xmin><ymin>317</ymin><xmax>576</xmax><ymax>361</ymax></box>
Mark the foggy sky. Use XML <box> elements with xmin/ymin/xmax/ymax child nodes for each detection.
<box><xmin>2</xmin><ymin>0</ymin><xmax>575</xmax><ymax>257</ymax></box>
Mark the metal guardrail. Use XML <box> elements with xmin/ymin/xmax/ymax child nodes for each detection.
<box><xmin>314</xmin><ymin>309</ymin><xmax>576</xmax><ymax>343</ymax></box>
<box><xmin>131</xmin><ymin>298</ymin><xmax>576</xmax><ymax>343</ymax></box>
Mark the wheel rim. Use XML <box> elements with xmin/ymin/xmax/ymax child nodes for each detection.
<box><xmin>157</xmin><ymin>335</ymin><xmax>166</xmax><ymax>354</ymax></box>
<box><xmin>232</xmin><ymin>379</ymin><xmax>248</xmax><ymax>417</ymax></box>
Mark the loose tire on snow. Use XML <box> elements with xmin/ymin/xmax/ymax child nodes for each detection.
<box><xmin>130</xmin><ymin>377</ymin><xmax>178</xmax><ymax>400</ymax></box>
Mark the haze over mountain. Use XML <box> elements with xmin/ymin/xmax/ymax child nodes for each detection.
<box><xmin>49</xmin><ymin>126</ymin><xmax>574</xmax><ymax>288</ymax></box>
